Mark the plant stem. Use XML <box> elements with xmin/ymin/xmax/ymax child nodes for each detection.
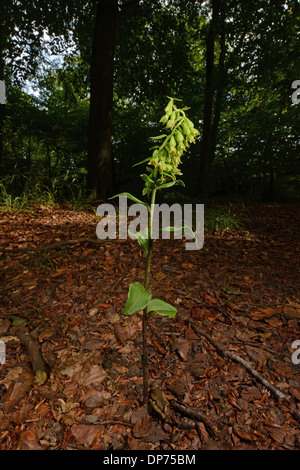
<box><xmin>142</xmin><ymin>187</ymin><xmax>156</xmax><ymax>404</ymax></box>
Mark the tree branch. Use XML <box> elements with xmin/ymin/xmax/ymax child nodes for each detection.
<box><xmin>178</xmin><ymin>313</ymin><xmax>300</xmax><ymax>424</ymax></box>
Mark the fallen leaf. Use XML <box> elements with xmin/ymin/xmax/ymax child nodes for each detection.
<box><xmin>19</xmin><ymin>427</ymin><xmax>38</xmax><ymax>443</ymax></box>
<box><xmin>153</xmin><ymin>271</ymin><xmax>166</xmax><ymax>281</ymax></box>
<box><xmin>172</xmin><ymin>337</ymin><xmax>190</xmax><ymax>361</ymax></box>
<box><xmin>249</xmin><ymin>307</ymin><xmax>276</xmax><ymax>320</ymax></box>
<box><xmin>233</xmin><ymin>425</ymin><xmax>257</xmax><ymax>442</ymax></box>
<box><xmin>240</xmin><ymin>387</ymin><xmax>262</xmax><ymax>402</ymax></box>
<box><xmin>133</xmin><ymin>416</ymin><xmax>152</xmax><ymax>438</ymax></box>
<box><xmin>20</xmin><ymin>441</ymin><xmax>44</xmax><ymax>450</ymax></box>
<box><xmin>76</xmin><ymin>365</ymin><xmax>107</xmax><ymax>387</ymax></box>
<box><xmin>283</xmin><ymin>303</ymin><xmax>300</xmax><ymax>319</ymax></box>
<box><xmin>140</xmin><ymin>422</ymin><xmax>169</xmax><ymax>443</ymax></box>
<box><xmin>0</xmin><ymin>320</ymin><xmax>11</xmax><ymax>335</ymax></box>
<box><xmin>268</xmin><ymin>427</ymin><xmax>286</xmax><ymax>444</ymax></box>
<box><xmin>2</xmin><ymin>368</ymin><xmax>34</xmax><ymax>413</ymax></box>
<box><xmin>131</xmin><ymin>404</ymin><xmax>148</xmax><ymax>424</ymax></box>
<box><xmin>71</xmin><ymin>424</ymin><xmax>104</xmax><ymax>447</ymax></box>
<box><xmin>114</xmin><ymin>324</ymin><xmax>130</xmax><ymax>345</ymax></box>
<box><xmin>196</xmin><ymin>422</ymin><xmax>210</xmax><ymax>443</ymax></box>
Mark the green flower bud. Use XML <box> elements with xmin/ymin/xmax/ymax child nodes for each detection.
<box><xmin>160</xmin><ymin>114</ymin><xmax>169</xmax><ymax>124</ymax></box>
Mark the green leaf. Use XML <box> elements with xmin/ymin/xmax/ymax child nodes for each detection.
<box><xmin>156</xmin><ymin>180</ymin><xmax>185</xmax><ymax>190</ymax></box>
<box><xmin>128</xmin><ymin>227</ymin><xmax>150</xmax><ymax>255</ymax></box>
<box><xmin>150</xmin><ymin>134</ymin><xmax>168</xmax><ymax>140</ymax></box>
<box><xmin>123</xmin><ymin>282</ymin><xmax>151</xmax><ymax>316</ymax></box>
<box><xmin>10</xmin><ymin>315</ymin><xmax>27</xmax><ymax>326</ymax></box>
<box><xmin>133</xmin><ymin>157</ymin><xmax>152</xmax><ymax>167</ymax></box>
<box><xmin>110</xmin><ymin>192</ymin><xmax>150</xmax><ymax>210</ymax></box>
<box><xmin>161</xmin><ymin>226</ymin><xmax>183</xmax><ymax>233</ymax></box>
<box><xmin>147</xmin><ymin>299</ymin><xmax>177</xmax><ymax>318</ymax></box>
<box><xmin>140</xmin><ymin>174</ymin><xmax>155</xmax><ymax>185</ymax></box>
<box><xmin>161</xmin><ymin>225</ymin><xmax>199</xmax><ymax>248</ymax></box>
<box><xmin>222</xmin><ymin>287</ymin><xmax>243</xmax><ymax>295</ymax></box>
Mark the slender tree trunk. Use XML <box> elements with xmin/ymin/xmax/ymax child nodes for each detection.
<box><xmin>196</xmin><ymin>0</ymin><xmax>219</xmax><ymax>198</ymax></box>
<box><xmin>0</xmin><ymin>55</ymin><xmax>5</xmax><ymax>171</ymax></box>
<box><xmin>208</xmin><ymin>4</ymin><xmax>226</xmax><ymax>171</ymax></box>
<box><xmin>87</xmin><ymin>0</ymin><xmax>118</xmax><ymax>202</ymax></box>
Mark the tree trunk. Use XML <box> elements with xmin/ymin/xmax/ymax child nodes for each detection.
<box><xmin>196</xmin><ymin>0</ymin><xmax>219</xmax><ymax>198</ymax></box>
<box><xmin>208</xmin><ymin>4</ymin><xmax>226</xmax><ymax>171</ymax></box>
<box><xmin>0</xmin><ymin>55</ymin><xmax>5</xmax><ymax>170</ymax></box>
<box><xmin>87</xmin><ymin>0</ymin><xmax>118</xmax><ymax>202</ymax></box>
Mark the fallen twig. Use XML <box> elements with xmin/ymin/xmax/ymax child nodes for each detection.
<box><xmin>15</xmin><ymin>324</ymin><xmax>48</xmax><ymax>385</ymax></box>
<box><xmin>91</xmin><ymin>420</ymin><xmax>133</xmax><ymax>428</ymax></box>
<box><xmin>178</xmin><ymin>313</ymin><xmax>300</xmax><ymax>424</ymax></box>
<box><xmin>170</xmin><ymin>401</ymin><xmax>219</xmax><ymax>438</ymax></box>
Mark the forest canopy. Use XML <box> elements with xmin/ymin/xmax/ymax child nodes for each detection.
<box><xmin>0</xmin><ymin>0</ymin><xmax>299</xmax><ymax>205</ymax></box>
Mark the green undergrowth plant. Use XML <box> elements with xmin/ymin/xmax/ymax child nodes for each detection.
<box><xmin>0</xmin><ymin>183</ymin><xmax>26</xmax><ymax>212</ymax></box>
<box><xmin>205</xmin><ymin>206</ymin><xmax>245</xmax><ymax>232</ymax></box>
<box><xmin>111</xmin><ymin>97</ymin><xmax>199</xmax><ymax>404</ymax></box>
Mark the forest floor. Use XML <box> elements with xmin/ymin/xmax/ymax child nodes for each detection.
<box><xmin>0</xmin><ymin>202</ymin><xmax>299</xmax><ymax>450</ymax></box>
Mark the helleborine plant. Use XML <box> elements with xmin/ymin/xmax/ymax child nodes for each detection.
<box><xmin>111</xmin><ymin>97</ymin><xmax>199</xmax><ymax>404</ymax></box>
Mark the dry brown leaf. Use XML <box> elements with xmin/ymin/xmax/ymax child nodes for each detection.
<box><xmin>172</xmin><ymin>337</ymin><xmax>190</xmax><ymax>361</ymax></box>
<box><xmin>20</xmin><ymin>441</ymin><xmax>45</xmax><ymax>450</ymax></box>
<box><xmin>130</xmin><ymin>404</ymin><xmax>148</xmax><ymax>424</ymax></box>
<box><xmin>0</xmin><ymin>320</ymin><xmax>11</xmax><ymax>335</ymax></box>
<box><xmin>283</xmin><ymin>303</ymin><xmax>300</xmax><ymax>319</ymax></box>
<box><xmin>133</xmin><ymin>416</ymin><xmax>152</xmax><ymax>438</ymax></box>
<box><xmin>196</xmin><ymin>422</ymin><xmax>210</xmax><ymax>443</ymax></box>
<box><xmin>2</xmin><ymin>367</ymin><xmax>34</xmax><ymax>413</ymax></box>
<box><xmin>19</xmin><ymin>427</ymin><xmax>38</xmax><ymax>443</ymax></box>
<box><xmin>153</xmin><ymin>271</ymin><xmax>166</xmax><ymax>281</ymax></box>
<box><xmin>249</xmin><ymin>307</ymin><xmax>276</xmax><ymax>320</ymax></box>
<box><xmin>289</xmin><ymin>387</ymin><xmax>300</xmax><ymax>400</ymax></box>
<box><xmin>114</xmin><ymin>324</ymin><xmax>130</xmax><ymax>345</ymax></box>
<box><xmin>240</xmin><ymin>387</ymin><xmax>262</xmax><ymax>402</ymax></box>
<box><xmin>140</xmin><ymin>422</ymin><xmax>169</xmax><ymax>443</ymax></box>
<box><xmin>233</xmin><ymin>425</ymin><xmax>257</xmax><ymax>442</ymax></box>
<box><xmin>71</xmin><ymin>424</ymin><xmax>104</xmax><ymax>447</ymax></box>
<box><xmin>268</xmin><ymin>427</ymin><xmax>286</xmax><ymax>444</ymax></box>
<box><xmin>76</xmin><ymin>365</ymin><xmax>107</xmax><ymax>387</ymax></box>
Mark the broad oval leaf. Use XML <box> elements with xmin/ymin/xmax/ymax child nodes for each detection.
<box><xmin>147</xmin><ymin>299</ymin><xmax>177</xmax><ymax>318</ymax></box>
<box><xmin>123</xmin><ymin>282</ymin><xmax>151</xmax><ymax>316</ymax></box>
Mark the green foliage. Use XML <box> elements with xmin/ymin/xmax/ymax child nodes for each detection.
<box><xmin>205</xmin><ymin>206</ymin><xmax>245</xmax><ymax>232</ymax></box>
<box><xmin>113</xmin><ymin>98</ymin><xmax>198</xmax><ymax>403</ymax></box>
<box><xmin>1</xmin><ymin>0</ymin><xmax>299</xmax><ymax>208</ymax></box>
<box><xmin>147</xmin><ymin>298</ymin><xmax>177</xmax><ymax>318</ymax></box>
<box><xmin>123</xmin><ymin>282</ymin><xmax>152</xmax><ymax>316</ymax></box>
<box><xmin>9</xmin><ymin>316</ymin><xmax>27</xmax><ymax>327</ymax></box>
<box><xmin>0</xmin><ymin>182</ymin><xmax>25</xmax><ymax>212</ymax></box>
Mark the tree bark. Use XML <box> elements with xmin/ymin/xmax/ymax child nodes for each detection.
<box><xmin>0</xmin><ymin>54</ymin><xmax>5</xmax><ymax>170</ymax></box>
<box><xmin>208</xmin><ymin>3</ymin><xmax>226</xmax><ymax>171</ymax></box>
<box><xmin>87</xmin><ymin>0</ymin><xmax>118</xmax><ymax>202</ymax></box>
<box><xmin>196</xmin><ymin>0</ymin><xmax>219</xmax><ymax>198</ymax></box>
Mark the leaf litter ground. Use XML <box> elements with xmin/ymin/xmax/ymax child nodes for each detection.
<box><xmin>0</xmin><ymin>203</ymin><xmax>299</xmax><ymax>450</ymax></box>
